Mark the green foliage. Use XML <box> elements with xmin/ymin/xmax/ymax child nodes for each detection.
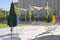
<box><xmin>0</xmin><ymin>9</ymin><xmax>8</xmax><ymax>21</ymax></box>
<box><xmin>41</xmin><ymin>13</ymin><xmax>47</xmax><ymax>21</ymax></box>
<box><xmin>41</xmin><ymin>15</ymin><xmax>47</xmax><ymax>21</ymax></box>
<box><xmin>47</xmin><ymin>10</ymin><xmax>53</xmax><ymax>22</ymax></box>
<box><xmin>31</xmin><ymin>12</ymin><xmax>35</xmax><ymax>21</ymax></box>
<box><xmin>0</xmin><ymin>9</ymin><xmax>3</xmax><ymax>20</ymax></box>
<box><xmin>47</xmin><ymin>15</ymin><xmax>51</xmax><ymax>22</ymax></box>
<box><xmin>14</xmin><ymin>5</ymin><xmax>21</xmax><ymax>19</ymax></box>
<box><xmin>26</xmin><ymin>10</ymin><xmax>30</xmax><ymax>21</ymax></box>
<box><xmin>41</xmin><ymin>10</ymin><xmax>53</xmax><ymax>22</ymax></box>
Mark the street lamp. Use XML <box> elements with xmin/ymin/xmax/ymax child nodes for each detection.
<box><xmin>45</xmin><ymin>1</ymin><xmax>50</xmax><ymax>18</ymax></box>
<box><xmin>29</xmin><ymin>4</ymin><xmax>32</xmax><ymax>23</ymax></box>
<box><xmin>58</xmin><ymin>0</ymin><xmax>59</xmax><ymax>18</ymax></box>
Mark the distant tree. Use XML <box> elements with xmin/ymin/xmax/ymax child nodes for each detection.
<box><xmin>14</xmin><ymin>5</ymin><xmax>21</xmax><ymax>20</ymax></box>
<box><xmin>47</xmin><ymin>15</ymin><xmax>51</xmax><ymax>22</ymax></box>
<box><xmin>26</xmin><ymin>10</ymin><xmax>30</xmax><ymax>21</ymax></box>
<box><xmin>0</xmin><ymin>9</ymin><xmax>2</xmax><ymax>20</ymax></box>
<box><xmin>5</xmin><ymin>11</ymin><xmax>9</xmax><ymax>20</ymax></box>
<box><xmin>41</xmin><ymin>13</ymin><xmax>47</xmax><ymax>21</ymax></box>
<box><xmin>41</xmin><ymin>15</ymin><xmax>47</xmax><ymax>21</ymax></box>
<box><xmin>0</xmin><ymin>9</ymin><xmax>7</xmax><ymax>20</ymax></box>
<box><xmin>31</xmin><ymin>12</ymin><xmax>35</xmax><ymax>21</ymax></box>
<box><xmin>47</xmin><ymin>10</ymin><xmax>53</xmax><ymax>22</ymax></box>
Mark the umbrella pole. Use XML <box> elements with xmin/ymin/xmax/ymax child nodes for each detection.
<box><xmin>11</xmin><ymin>27</ymin><xmax>13</xmax><ymax>40</ymax></box>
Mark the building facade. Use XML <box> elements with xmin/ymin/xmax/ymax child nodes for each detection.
<box><xmin>18</xmin><ymin>0</ymin><xmax>60</xmax><ymax>21</ymax></box>
<box><xmin>14</xmin><ymin>2</ymin><xmax>19</xmax><ymax>7</ymax></box>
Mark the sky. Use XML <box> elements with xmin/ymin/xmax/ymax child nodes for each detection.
<box><xmin>0</xmin><ymin>0</ymin><xmax>18</xmax><ymax>11</ymax></box>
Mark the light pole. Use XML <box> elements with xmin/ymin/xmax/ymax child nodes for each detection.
<box><xmin>25</xmin><ymin>10</ymin><xmax>27</xmax><ymax>22</ymax></box>
<box><xmin>29</xmin><ymin>4</ymin><xmax>32</xmax><ymax>23</ymax></box>
<box><xmin>45</xmin><ymin>1</ymin><xmax>50</xmax><ymax>18</ymax></box>
<box><xmin>58</xmin><ymin>0</ymin><xmax>59</xmax><ymax>18</ymax></box>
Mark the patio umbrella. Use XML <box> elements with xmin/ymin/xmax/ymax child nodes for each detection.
<box><xmin>7</xmin><ymin>2</ymin><xmax>17</xmax><ymax>40</ymax></box>
<box><xmin>47</xmin><ymin>15</ymin><xmax>51</xmax><ymax>23</ymax></box>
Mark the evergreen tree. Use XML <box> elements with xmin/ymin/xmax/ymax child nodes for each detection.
<box><xmin>31</xmin><ymin>12</ymin><xmax>35</xmax><ymax>21</ymax></box>
<box><xmin>26</xmin><ymin>10</ymin><xmax>30</xmax><ymax>21</ymax></box>
<box><xmin>41</xmin><ymin>13</ymin><xmax>47</xmax><ymax>21</ymax></box>
<box><xmin>14</xmin><ymin>5</ymin><xmax>21</xmax><ymax>20</ymax></box>
<box><xmin>0</xmin><ymin>9</ymin><xmax>8</xmax><ymax>21</ymax></box>
<box><xmin>47</xmin><ymin>10</ymin><xmax>53</xmax><ymax>22</ymax></box>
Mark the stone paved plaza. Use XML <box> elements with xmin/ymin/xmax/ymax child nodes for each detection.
<box><xmin>0</xmin><ymin>25</ymin><xmax>60</xmax><ymax>40</ymax></box>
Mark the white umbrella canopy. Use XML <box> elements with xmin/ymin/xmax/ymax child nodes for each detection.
<box><xmin>20</xmin><ymin>6</ymin><xmax>44</xmax><ymax>11</ymax></box>
<box><xmin>20</xmin><ymin>8</ymin><xmax>34</xmax><ymax>11</ymax></box>
<box><xmin>45</xmin><ymin>1</ymin><xmax>50</xmax><ymax>10</ymax></box>
<box><xmin>20</xmin><ymin>8</ymin><xmax>28</xmax><ymax>11</ymax></box>
<box><xmin>32</xmin><ymin>6</ymin><xmax>44</xmax><ymax>10</ymax></box>
<box><xmin>45</xmin><ymin>6</ymin><xmax>50</xmax><ymax>10</ymax></box>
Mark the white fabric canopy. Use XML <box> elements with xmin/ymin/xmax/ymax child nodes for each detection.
<box><xmin>20</xmin><ymin>8</ymin><xmax>28</xmax><ymax>11</ymax></box>
<box><xmin>32</xmin><ymin>6</ymin><xmax>44</xmax><ymax>10</ymax></box>
<box><xmin>20</xmin><ymin>6</ymin><xmax>51</xmax><ymax>11</ymax></box>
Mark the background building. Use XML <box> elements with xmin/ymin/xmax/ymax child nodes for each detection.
<box><xmin>14</xmin><ymin>0</ymin><xmax>60</xmax><ymax>21</ymax></box>
<box><xmin>14</xmin><ymin>2</ymin><xmax>19</xmax><ymax>7</ymax></box>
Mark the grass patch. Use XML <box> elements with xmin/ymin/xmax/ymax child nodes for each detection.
<box><xmin>17</xmin><ymin>24</ymin><xmax>30</xmax><ymax>26</ymax></box>
<box><xmin>0</xmin><ymin>24</ymin><xmax>9</xmax><ymax>28</ymax></box>
<box><xmin>32</xmin><ymin>23</ymin><xmax>49</xmax><ymax>26</ymax></box>
<box><xmin>0</xmin><ymin>23</ymin><xmax>30</xmax><ymax>28</ymax></box>
<box><xmin>0</xmin><ymin>23</ymin><xmax>50</xmax><ymax>28</ymax></box>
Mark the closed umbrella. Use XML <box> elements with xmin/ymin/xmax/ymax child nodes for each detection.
<box><xmin>47</xmin><ymin>15</ymin><xmax>51</xmax><ymax>23</ymax></box>
<box><xmin>7</xmin><ymin>2</ymin><xmax>17</xmax><ymax>40</ymax></box>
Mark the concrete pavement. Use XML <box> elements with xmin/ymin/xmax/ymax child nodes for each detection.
<box><xmin>0</xmin><ymin>25</ymin><xmax>60</xmax><ymax>40</ymax></box>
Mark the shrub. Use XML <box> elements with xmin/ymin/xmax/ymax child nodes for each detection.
<box><xmin>31</xmin><ymin>12</ymin><xmax>35</xmax><ymax>21</ymax></box>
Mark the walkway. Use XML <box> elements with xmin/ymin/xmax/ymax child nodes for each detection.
<box><xmin>0</xmin><ymin>25</ymin><xmax>60</xmax><ymax>40</ymax></box>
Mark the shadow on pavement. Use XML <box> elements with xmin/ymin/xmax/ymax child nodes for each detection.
<box><xmin>3</xmin><ymin>37</ymin><xmax>21</xmax><ymax>40</ymax></box>
<box><xmin>31</xmin><ymin>27</ymin><xmax>59</xmax><ymax>40</ymax></box>
<box><xmin>35</xmin><ymin>27</ymin><xmax>57</xmax><ymax>37</ymax></box>
<box><xmin>32</xmin><ymin>35</ymin><xmax>60</xmax><ymax>40</ymax></box>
